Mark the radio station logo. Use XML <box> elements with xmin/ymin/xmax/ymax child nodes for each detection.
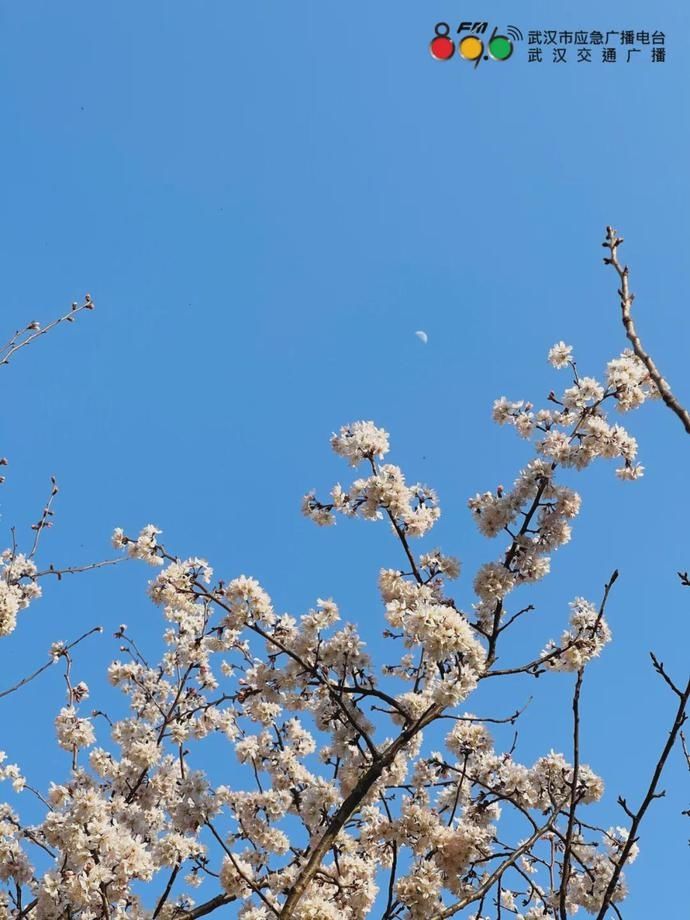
<box><xmin>430</xmin><ymin>21</ymin><xmax>667</xmax><ymax>67</ymax></box>
<box><xmin>430</xmin><ymin>21</ymin><xmax>523</xmax><ymax>66</ymax></box>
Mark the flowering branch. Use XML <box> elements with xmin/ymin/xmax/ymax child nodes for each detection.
<box><xmin>604</xmin><ymin>226</ymin><xmax>690</xmax><ymax>434</ymax></box>
<box><xmin>599</xmin><ymin>224</ymin><xmax>690</xmax><ymax>916</ymax></box>
<box><xmin>434</xmin><ymin>800</ymin><xmax>568</xmax><ymax>919</ymax></box>
<box><xmin>1</xmin><ymin>238</ymin><xmax>688</xmax><ymax>920</ymax></box>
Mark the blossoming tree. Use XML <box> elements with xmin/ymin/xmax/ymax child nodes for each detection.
<box><xmin>0</xmin><ymin>230</ymin><xmax>688</xmax><ymax>920</ymax></box>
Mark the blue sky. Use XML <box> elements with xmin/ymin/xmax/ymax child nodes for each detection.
<box><xmin>1</xmin><ymin>1</ymin><xmax>689</xmax><ymax>915</ymax></box>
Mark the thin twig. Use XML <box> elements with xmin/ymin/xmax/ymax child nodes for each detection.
<box><xmin>34</xmin><ymin>558</ymin><xmax>123</xmax><ymax>580</ymax></box>
<box><xmin>0</xmin><ymin>297</ymin><xmax>94</xmax><ymax>367</ymax></box>
<box><xmin>0</xmin><ymin>625</ymin><xmax>102</xmax><ymax>700</ymax></box>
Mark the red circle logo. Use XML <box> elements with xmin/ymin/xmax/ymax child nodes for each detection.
<box><xmin>430</xmin><ymin>35</ymin><xmax>455</xmax><ymax>60</ymax></box>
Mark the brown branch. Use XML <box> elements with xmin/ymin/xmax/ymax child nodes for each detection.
<box><xmin>603</xmin><ymin>226</ymin><xmax>690</xmax><ymax>435</ymax></box>
<box><xmin>153</xmin><ymin>865</ymin><xmax>180</xmax><ymax>919</ymax></box>
<box><xmin>179</xmin><ymin>893</ymin><xmax>237</xmax><ymax>920</ymax></box>
<box><xmin>681</xmin><ymin>731</ymin><xmax>690</xmax><ymax>773</ymax></box>
<box><xmin>205</xmin><ymin>822</ymin><xmax>278</xmax><ymax>916</ymax></box>
<box><xmin>34</xmin><ymin>558</ymin><xmax>123</xmax><ymax>580</ymax></box>
<box><xmin>482</xmin><ymin>638</ymin><xmax>579</xmax><ymax>679</ymax></box>
<box><xmin>486</xmin><ymin>477</ymin><xmax>549</xmax><ymax>665</ymax></box>
<box><xmin>559</xmin><ymin>668</ymin><xmax>584</xmax><ymax>919</ymax></box>
<box><xmin>28</xmin><ymin>477</ymin><xmax>59</xmax><ymax>558</ymax></box>
<box><xmin>279</xmin><ymin>705</ymin><xmax>440</xmax><ymax>918</ymax></box>
<box><xmin>594</xmin><ymin>671</ymin><xmax>690</xmax><ymax>919</ymax></box>
<box><xmin>432</xmin><ymin>802</ymin><xmax>567</xmax><ymax>918</ymax></box>
<box><xmin>560</xmin><ymin>569</ymin><xmax>619</xmax><ymax>913</ymax></box>
<box><xmin>17</xmin><ymin>898</ymin><xmax>37</xmax><ymax>920</ymax></box>
<box><xmin>650</xmin><ymin>652</ymin><xmax>684</xmax><ymax>698</ymax></box>
<box><xmin>368</xmin><ymin>457</ymin><xmax>424</xmax><ymax>584</ymax></box>
<box><xmin>192</xmin><ymin>582</ymin><xmax>383</xmax><ymax>758</ymax></box>
<box><xmin>485</xmin><ymin>570</ymin><xmax>618</xmax><ymax>681</ymax></box>
<box><xmin>439</xmin><ymin>699</ymin><xmax>532</xmax><ymax>726</ymax></box>
<box><xmin>0</xmin><ymin>625</ymin><xmax>103</xmax><ymax>700</ymax></box>
<box><xmin>0</xmin><ymin>297</ymin><xmax>94</xmax><ymax>367</ymax></box>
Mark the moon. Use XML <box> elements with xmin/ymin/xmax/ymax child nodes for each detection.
<box><xmin>415</xmin><ymin>330</ymin><xmax>428</xmax><ymax>345</ymax></box>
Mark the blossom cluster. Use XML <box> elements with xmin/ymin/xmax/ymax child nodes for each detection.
<box><xmin>303</xmin><ymin>422</ymin><xmax>440</xmax><ymax>537</ymax></box>
<box><xmin>0</xmin><ymin>551</ymin><xmax>41</xmax><ymax>637</ymax></box>
<box><xmin>0</xmin><ymin>341</ymin><xmax>654</xmax><ymax>920</ymax></box>
<box><xmin>542</xmin><ymin>596</ymin><xmax>612</xmax><ymax>672</ymax></box>
<box><xmin>466</xmin><ymin>344</ymin><xmax>654</xmax><ymax>635</ymax></box>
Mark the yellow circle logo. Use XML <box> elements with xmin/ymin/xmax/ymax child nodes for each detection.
<box><xmin>458</xmin><ymin>35</ymin><xmax>484</xmax><ymax>61</ymax></box>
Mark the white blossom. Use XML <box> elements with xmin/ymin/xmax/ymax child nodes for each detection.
<box><xmin>548</xmin><ymin>341</ymin><xmax>573</xmax><ymax>368</ymax></box>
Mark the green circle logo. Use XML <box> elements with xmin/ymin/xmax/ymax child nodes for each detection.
<box><xmin>488</xmin><ymin>35</ymin><xmax>513</xmax><ymax>61</ymax></box>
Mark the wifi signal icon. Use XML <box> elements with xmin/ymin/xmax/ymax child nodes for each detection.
<box><xmin>507</xmin><ymin>25</ymin><xmax>524</xmax><ymax>42</ymax></box>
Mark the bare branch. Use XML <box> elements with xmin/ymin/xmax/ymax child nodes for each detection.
<box><xmin>34</xmin><ymin>558</ymin><xmax>123</xmax><ymax>580</ymax></box>
<box><xmin>0</xmin><ymin>297</ymin><xmax>94</xmax><ymax>368</ymax></box>
<box><xmin>594</xmin><ymin>672</ymin><xmax>690</xmax><ymax>919</ymax></box>
<box><xmin>559</xmin><ymin>668</ymin><xmax>585</xmax><ymax>919</ymax></box>
<box><xmin>0</xmin><ymin>625</ymin><xmax>103</xmax><ymax>700</ymax></box>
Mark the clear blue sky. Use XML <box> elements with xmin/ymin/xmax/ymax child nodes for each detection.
<box><xmin>1</xmin><ymin>1</ymin><xmax>689</xmax><ymax>915</ymax></box>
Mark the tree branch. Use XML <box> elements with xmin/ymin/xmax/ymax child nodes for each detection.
<box><xmin>603</xmin><ymin>225</ymin><xmax>690</xmax><ymax>435</ymax></box>
<box><xmin>594</xmin><ymin>671</ymin><xmax>690</xmax><ymax>919</ymax></box>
